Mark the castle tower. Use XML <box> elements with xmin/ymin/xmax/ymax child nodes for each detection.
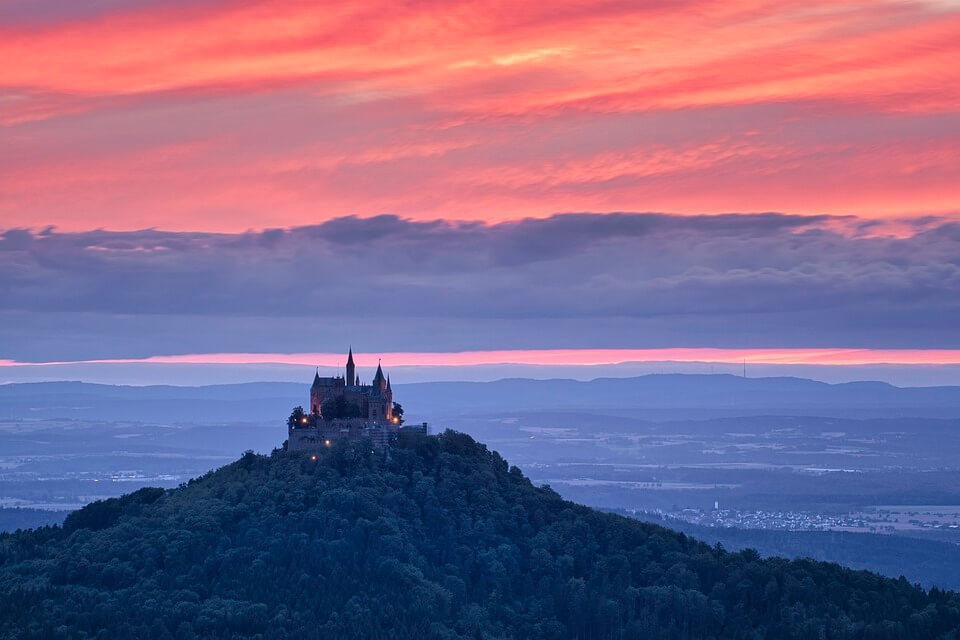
<box><xmin>346</xmin><ymin>347</ymin><xmax>356</xmax><ymax>387</ymax></box>
<box><xmin>373</xmin><ymin>360</ymin><xmax>386</xmax><ymax>393</ymax></box>
<box><xmin>310</xmin><ymin>368</ymin><xmax>322</xmax><ymax>414</ymax></box>
<box><xmin>385</xmin><ymin>375</ymin><xmax>394</xmax><ymax>419</ymax></box>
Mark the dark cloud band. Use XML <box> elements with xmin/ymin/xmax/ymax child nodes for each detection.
<box><xmin>2</xmin><ymin>213</ymin><xmax>959</xmax><ymax>359</ymax></box>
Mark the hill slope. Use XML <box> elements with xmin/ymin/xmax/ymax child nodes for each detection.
<box><xmin>1</xmin><ymin>432</ymin><xmax>959</xmax><ymax>640</ymax></box>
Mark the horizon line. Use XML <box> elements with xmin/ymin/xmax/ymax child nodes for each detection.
<box><xmin>5</xmin><ymin>348</ymin><xmax>960</xmax><ymax>368</ymax></box>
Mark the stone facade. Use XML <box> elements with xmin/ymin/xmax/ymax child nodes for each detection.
<box><xmin>288</xmin><ymin>420</ymin><xmax>393</xmax><ymax>451</ymax></box>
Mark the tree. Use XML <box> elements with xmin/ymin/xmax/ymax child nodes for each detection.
<box><xmin>287</xmin><ymin>406</ymin><xmax>307</xmax><ymax>429</ymax></box>
<box><xmin>321</xmin><ymin>398</ymin><xmax>337</xmax><ymax>419</ymax></box>
<box><xmin>392</xmin><ymin>402</ymin><xmax>404</xmax><ymax>425</ymax></box>
<box><xmin>322</xmin><ymin>396</ymin><xmax>362</xmax><ymax>420</ymax></box>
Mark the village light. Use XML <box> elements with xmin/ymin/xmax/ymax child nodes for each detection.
<box><xmin>324</xmin><ymin>439</ymin><xmax>331</xmax><ymax>447</ymax></box>
<box><xmin>310</xmin><ymin>455</ymin><xmax>317</xmax><ymax>462</ymax></box>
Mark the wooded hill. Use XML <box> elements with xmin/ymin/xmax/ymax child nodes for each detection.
<box><xmin>1</xmin><ymin>431</ymin><xmax>958</xmax><ymax>639</ymax></box>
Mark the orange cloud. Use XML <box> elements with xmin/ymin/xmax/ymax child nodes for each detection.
<box><xmin>1</xmin><ymin>0</ymin><xmax>959</xmax><ymax>230</ymax></box>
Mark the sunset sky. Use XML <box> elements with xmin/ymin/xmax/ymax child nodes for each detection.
<box><xmin>2</xmin><ymin>0</ymin><xmax>959</xmax><ymax>383</ymax></box>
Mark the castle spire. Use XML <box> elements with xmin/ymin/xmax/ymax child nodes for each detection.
<box><xmin>373</xmin><ymin>359</ymin><xmax>386</xmax><ymax>392</ymax></box>
<box><xmin>312</xmin><ymin>367</ymin><xmax>321</xmax><ymax>388</ymax></box>
<box><xmin>346</xmin><ymin>347</ymin><xmax>356</xmax><ymax>387</ymax></box>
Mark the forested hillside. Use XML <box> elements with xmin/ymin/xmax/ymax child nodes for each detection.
<box><xmin>1</xmin><ymin>431</ymin><xmax>958</xmax><ymax>640</ymax></box>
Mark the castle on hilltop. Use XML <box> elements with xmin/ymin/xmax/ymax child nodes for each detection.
<box><xmin>309</xmin><ymin>347</ymin><xmax>394</xmax><ymax>422</ymax></box>
<box><xmin>288</xmin><ymin>348</ymin><xmax>424</xmax><ymax>450</ymax></box>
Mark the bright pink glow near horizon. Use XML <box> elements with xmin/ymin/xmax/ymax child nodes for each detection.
<box><xmin>5</xmin><ymin>349</ymin><xmax>960</xmax><ymax>369</ymax></box>
<box><xmin>2</xmin><ymin>0</ymin><xmax>960</xmax><ymax>231</ymax></box>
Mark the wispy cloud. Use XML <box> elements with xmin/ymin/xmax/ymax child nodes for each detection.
<box><xmin>1</xmin><ymin>0</ymin><xmax>958</xmax><ymax>230</ymax></box>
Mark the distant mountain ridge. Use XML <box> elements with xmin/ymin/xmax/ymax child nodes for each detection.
<box><xmin>401</xmin><ymin>374</ymin><xmax>960</xmax><ymax>417</ymax></box>
<box><xmin>4</xmin><ymin>374</ymin><xmax>960</xmax><ymax>422</ymax></box>
<box><xmin>0</xmin><ymin>380</ymin><xmax>306</xmax><ymax>422</ymax></box>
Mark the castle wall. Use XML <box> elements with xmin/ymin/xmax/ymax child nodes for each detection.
<box><xmin>288</xmin><ymin>419</ymin><xmax>394</xmax><ymax>451</ymax></box>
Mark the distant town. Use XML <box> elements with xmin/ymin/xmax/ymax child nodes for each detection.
<box><xmin>640</xmin><ymin>506</ymin><xmax>960</xmax><ymax>534</ymax></box>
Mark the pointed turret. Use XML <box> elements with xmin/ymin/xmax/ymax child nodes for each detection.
<box><xmin>386</xmin><ymin>375</ymin><xmax>392</xmax><ymax>392</ymax></box>
<box><xmin>312</xmin><ymin>368</ymin><xmax>321</xmax><ymax>388</ymax></box>
<box><xmin>346</xmin><ymin>347</ymin><xmax>356</xmax><ymax>387</ymax></box>
<box><xmin>373</xmin><ymin>360</ymin><xmax>386</xmax><ymax>392</ymax></box>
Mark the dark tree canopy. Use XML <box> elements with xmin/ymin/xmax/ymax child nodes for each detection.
<box><xmin>320</xmin><ymin>395</ymin><xmax>362</xmax><ymax>420</ymax></box>
<box><xmin>1</xmin><ymin>431</ymin><xmax>958</xmax><ymax>640</ymax></box>
<box><xmin>286</xmin><ymin>406</ymin><xmax>306</xmax><ymax>429</ymax></box>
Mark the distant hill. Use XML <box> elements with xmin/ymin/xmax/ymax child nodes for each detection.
<box><xmin>1</xmin><ymin>432</ymin><xmax>958</xmax><ymax>639</ymax></box>
<box><xmin>400</xmin><ymin>375</ymin><xmax>960</xmax><ymax>419</ymax></box>
<box><xmin>0</xmin><ymin>381</ymin><xmax>305</xmax><ymax>422</ymax></box>
<box><xmin>4</xmin><ymin>374</ymin><xmax>960</xmax><ymax>422</ymax></box>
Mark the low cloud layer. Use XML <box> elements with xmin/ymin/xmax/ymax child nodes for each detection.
<box><xmin>2</xmin><ymin>213</ymin><xmax>959</xmax><ymax>360</ymax></box>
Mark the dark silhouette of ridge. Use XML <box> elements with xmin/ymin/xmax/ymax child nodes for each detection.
<box><xmin>0</xmin><ymin>431</ymin><xmax>958</xmax><ymax>639</ymax></box>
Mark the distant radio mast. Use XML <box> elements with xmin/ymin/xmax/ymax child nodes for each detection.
<box><xmin>743</xmin><ymin>359</ymin><xmax>747</xmax><ymax>378</ymax></box>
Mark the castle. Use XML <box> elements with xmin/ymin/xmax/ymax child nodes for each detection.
<box><xmin>310</xmin><ymin>348</ymin><xmax>395</xmax><ymax>422</ymax></box>
<box><xmin>288</xmin><ymin>348</ymin><xmax>420</xmax><ymax>450</ymax></box>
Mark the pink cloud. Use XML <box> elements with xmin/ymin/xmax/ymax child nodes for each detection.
<box><xmin>7</xmin><ymin>348</ymin><xmax>960</xmax><ymax>368</ymax></box>
<box><xmin>1</xmin><ymin>0</ymin><xmax>959</xmax><ymax>231</ymax></box>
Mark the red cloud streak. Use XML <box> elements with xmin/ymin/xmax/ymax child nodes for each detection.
<box><xmin>2</xmin><ymin>0</ymin><xmax>959</xmax><ymax>230</ymax></box>
<box><xmin>6</xmin><ymin>349</ymin><xmax>960</xmax><ymax>368</ymax></box>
